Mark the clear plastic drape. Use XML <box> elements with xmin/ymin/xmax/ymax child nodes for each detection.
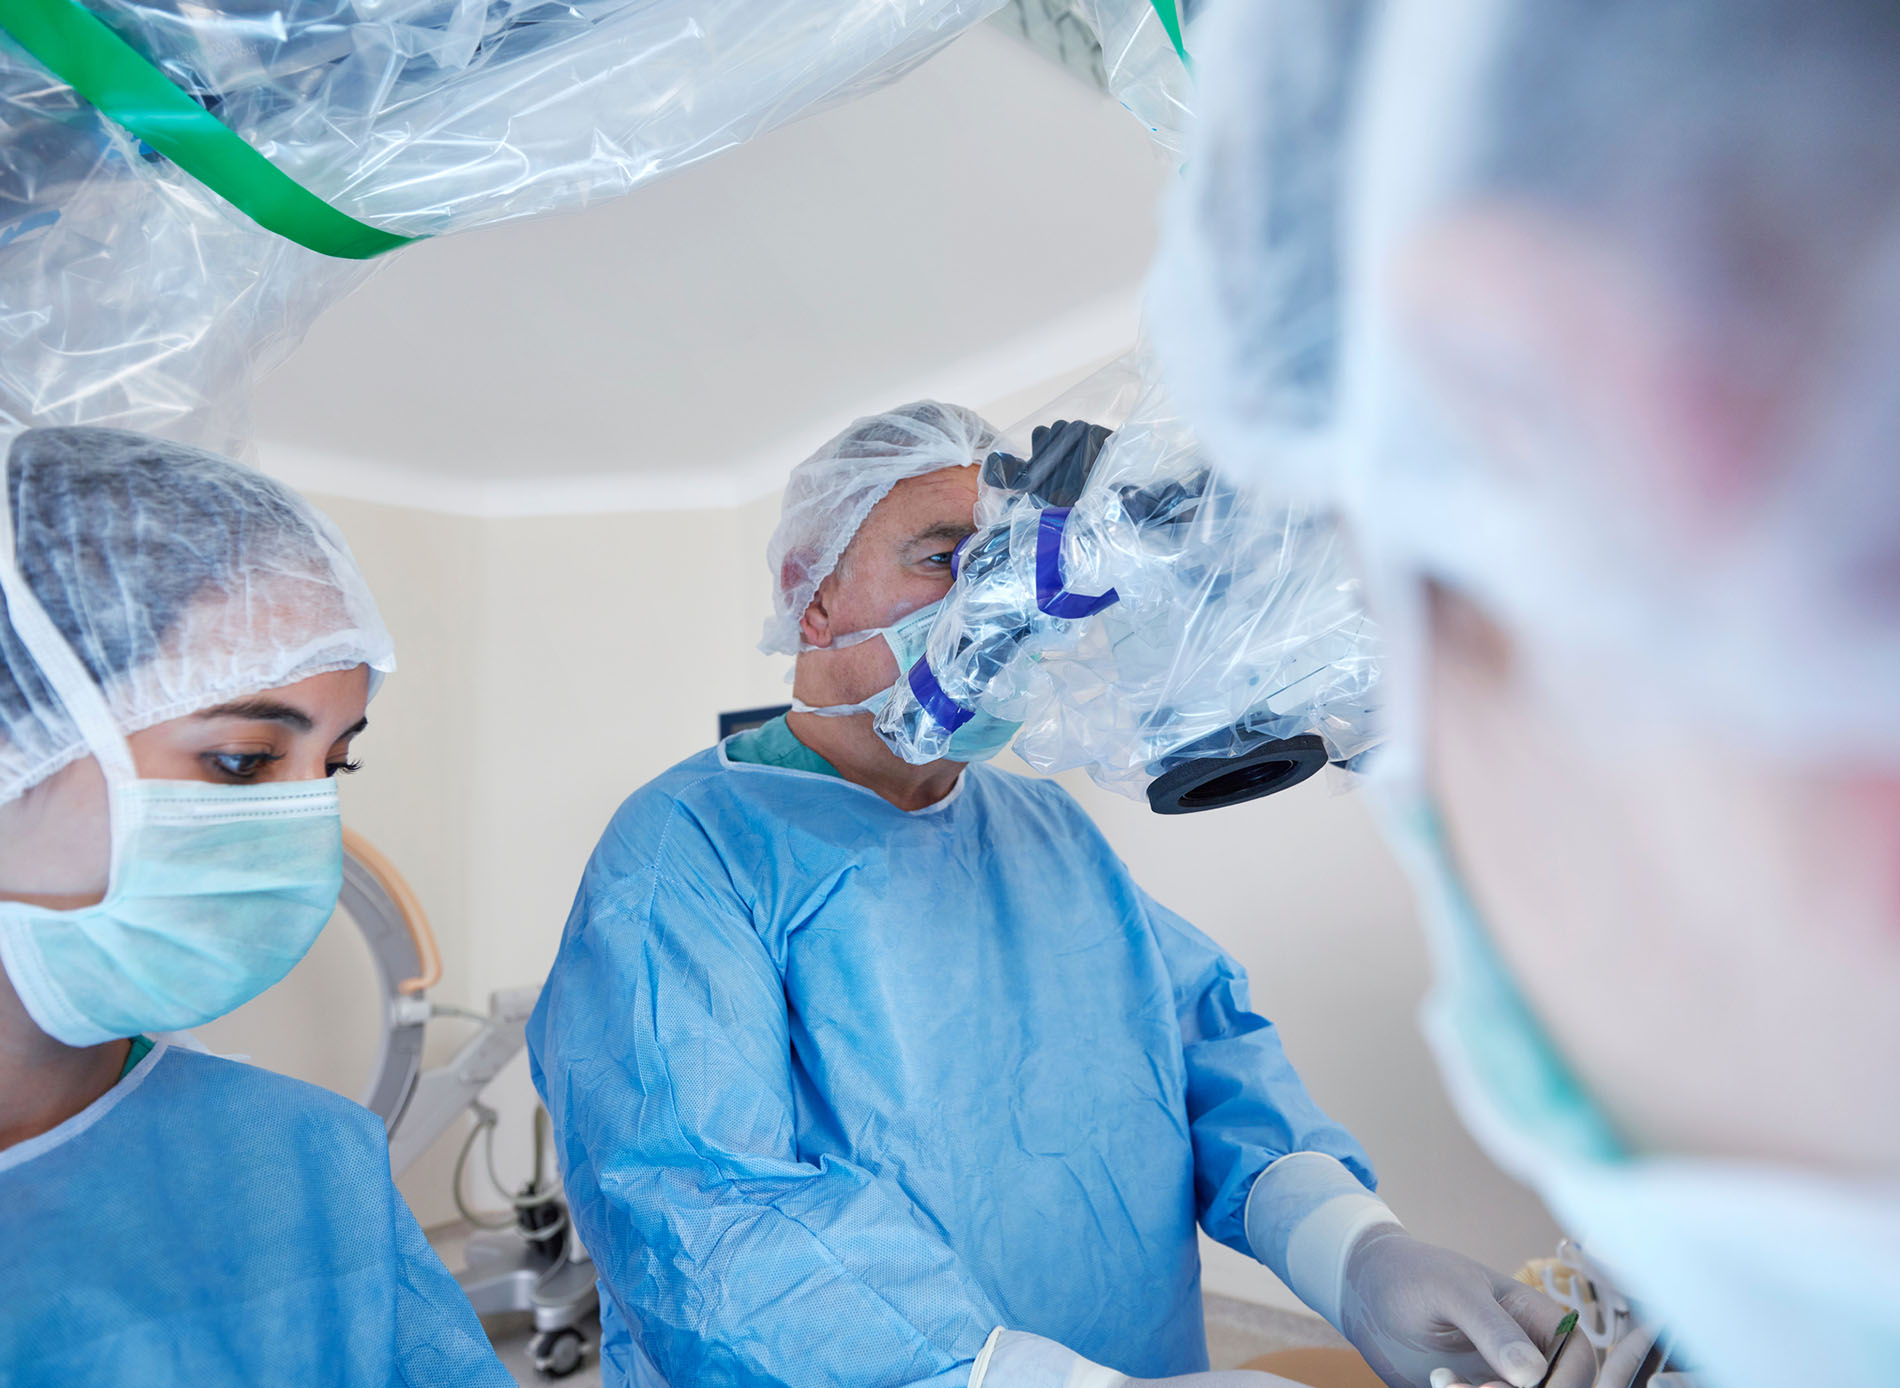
<box><xmin>1</xmin><ymin>0</ymin><xmax>1005</xmax><ymax>453</ymax></box>
<box><xmin>876</xmin><ymin>351</ymin><xmax>1381</xmax><ymax>803</ymax></box>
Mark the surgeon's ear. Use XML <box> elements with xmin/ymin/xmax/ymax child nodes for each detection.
<box><xmin>798</xmin><ymin>576</ymin><xmax>837</xmax><ymax>650</ymax></box>
<box><xmin>1393</xmin><ymin>204</ymin><xmax>1778</xmax><ymax>540</ymax></box>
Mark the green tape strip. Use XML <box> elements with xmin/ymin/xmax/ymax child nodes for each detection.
<box><xmin>0</xmin><ymin>0</ymin><xmax>415</xmax><ymax>259</ymax></box>
<box><xmin>1149</xmin><ymin>0</ymin><xmax>1190</xmax><ymax>66</ymax></box>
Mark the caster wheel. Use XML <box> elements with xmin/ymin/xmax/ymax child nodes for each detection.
<box><xmin>531</xmin><ymin>1326</ymin><xmax>587</xmax><ymax>1379</ymax></box>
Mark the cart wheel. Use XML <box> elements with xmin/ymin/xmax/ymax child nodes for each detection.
<box><xmin>531</xmin><ymin>1326</ymin><xmax>586</xmax><ymax>1379</ymax></box>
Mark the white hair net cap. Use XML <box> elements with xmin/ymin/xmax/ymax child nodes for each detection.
<box><xmin>760</xmin><ymin>401</ymin><xmax>998</xmax><ymax>654</ymax></box>
<box><xmin>0</xmin><ymin>427</ymin><xmax>395</xmax><ymax>806</ymax></box>
<box><xmin>1150</xmin><ymin>0</ymin><xmax>1900</xmax><ymax>769</ymax></box>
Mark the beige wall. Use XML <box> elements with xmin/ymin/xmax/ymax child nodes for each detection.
<box><xmin>208</xmin><ymin>486</ymin><xmax>1561</xmax><ymax>1310</ymax></box>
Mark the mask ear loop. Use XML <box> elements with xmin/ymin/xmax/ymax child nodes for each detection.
<box><xmin>796</xmin><ymin>626</ymin><xmax>886</xmax><ymax>655</ymax></box>
<box><xmin>0</xmin><ymin>481</ymin><xmax>139</xmax><ymax>789</ymax></box>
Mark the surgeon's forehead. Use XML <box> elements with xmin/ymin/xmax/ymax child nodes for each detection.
<box><xmin>857</xmin><ymin>466</ymin><xmax>978</xmax><ymax>549</ymax></box>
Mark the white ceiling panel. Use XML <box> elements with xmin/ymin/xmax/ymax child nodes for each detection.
<box><xmin>255</xmin><ymin>23</ymin><xmax>1170</xmax><ymax>511</ymax></box>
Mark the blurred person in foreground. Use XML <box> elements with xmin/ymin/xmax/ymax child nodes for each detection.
<box><xmin>1150</xmin><ymin>3</ymin><xmax>1900</xmax><ymax>1387</ymax></box>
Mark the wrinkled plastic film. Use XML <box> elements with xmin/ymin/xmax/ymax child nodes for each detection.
<box><xmin>1</xmin><ymin>0</ymin><xmax>1005</xmax><ymax>451</ymax></box>
<box><xmin>869</xmin><ymin>4</ymin><xmax>1380</xmax><ymax>802</ymax></box>
<box><xmin>45</xmin><ymin>0</ymin><xmax>1000</xmax><ymax>237</ymax></box>
<box><xmin>876</xmin><ymin>351</ymin><xmax>1381</xmax><ymax>798</ymax></box>
<box><xmin>0</xmin><ymin>45</ymin><xmax>375</xmax><ymax>452</ymax></box>
<box><xmin>1076</xmin><ymin>0</ymin><xmax>1197</xmax><ymax>158</ymax></box>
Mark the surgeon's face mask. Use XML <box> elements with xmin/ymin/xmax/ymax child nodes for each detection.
<box><xmin>0</xmin><ymin>526</ymin><xmax>344</xmax><ymax>1049</ymax></box>
<box><xmin>1383</xmin><ymin>792</ymin><xmax>1900</xmax><ymax>1388</ymax></box>
<box><xmin>792</xmin><ymin>597</ymin><xmax>1020</xmax><ymax>762</ymax></box>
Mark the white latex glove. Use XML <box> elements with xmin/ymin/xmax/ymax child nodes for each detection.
<box><xmin>967</xmin><ymin>1329</ymin><xmax>1305</xmax><ymax>1388</ymax></box>
<box><xmin>1588</xmin><ymin>1324</ymin><xmax>1699</xmax><ymax>1388</ymax></box>
<box><xmin>1440</xmin><ymin>1322</ymin><xmax>1702</xmax><ymax>1388</ymax></box>
<box><xmin>1340</xmin><ymin>1228</ymin><xmax>1593</xmax><ymax>1388</ymax></box>
<box><xmin>1246</xmin><ymin>1154</ymin><xmax>1591</xmax><ymax>1388</ymax></box>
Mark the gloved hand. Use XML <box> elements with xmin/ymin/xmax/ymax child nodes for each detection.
<box><xmin>1440</xmin><ymin>1319</ymin><xmax>1702</xmax><ymax>1388</ymax></box>
<box><xmin>968</xmin><ymin>1329</ymin><xmax>1305</xmax><ymax>1388</ymax></box>
<box><xmin>1587</xmin><ymin>1323</ymin><xmax>1698</xmax><ymax>1388</ymax></box>
<box><xmin>1245</xmin><ymin>1154</ymin><xmax>1591</xmax><ymax>1388</ymax></box>
<box><xmin>1339</xmin><ymin>1227</ymin><xmax>1594</xmax><ymax>1388</ymax></box>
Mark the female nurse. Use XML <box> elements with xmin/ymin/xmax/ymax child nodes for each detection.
<box><xmin>0</xmin><ymin>426</ymin><xmax>512</xmax><ymax>1387</ymax></box>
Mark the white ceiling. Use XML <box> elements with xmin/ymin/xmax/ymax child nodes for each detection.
<box><xmin>255</xmin><ymin>23</ymin><xmax>1172</xmax><ymax>516</ymax></box>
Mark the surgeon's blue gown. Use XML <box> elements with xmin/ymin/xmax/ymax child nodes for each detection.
<box><xmin>0</xmin><ymin>1039</ymin><xmax>513</xmax><ymax>1387</ymax></box>
<box><xmin>529</xmin><ymin>745</ymin><xmax>1372</xmax><ymax>1388</ymax></box>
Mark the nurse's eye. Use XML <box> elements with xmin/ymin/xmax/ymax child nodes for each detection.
<box><xmin>326</xmin><ymin>758</ymin><xmax>363</xmax><ymax>778</ymax></box>
<box><xmin>205</xmin><ymin>750</ymin><xmax>282</xmax><ymax>781</ymax></box>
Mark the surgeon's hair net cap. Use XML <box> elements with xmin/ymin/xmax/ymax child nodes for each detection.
<box><xmin>760</xmin><ymin>401</ymin><xmax>998</xmax><ymax>654</ymax></box>
<box><xmin>0</xmin><ymin>427</ymin><xmax>396</xmax><ymax>806</ymax></box>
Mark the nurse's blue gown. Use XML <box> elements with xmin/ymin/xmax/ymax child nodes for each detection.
<box><xmin>530</xmin><ymin>747</ymin><xmax>1373</xmax><ymax>1388</ymax></box>
<box><xmin>0</xmin><ymin>1040</ymin><xmax>513</xmax><ymax>1386</ymax></box>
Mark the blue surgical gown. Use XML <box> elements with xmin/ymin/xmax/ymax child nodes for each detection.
<box><xmin>529</xmin><ymin>746</ymin><xmax>1373</xmax><ymax>1388</ymax></box>
<box><xmin>0</xmin><ymin>1038</ymin><xmax>514</xmax><ymax>1387</ymax></box>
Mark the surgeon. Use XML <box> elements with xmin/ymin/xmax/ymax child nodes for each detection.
<box><xmin>529</xmin><ymin>401</ymin><xmax>1585</xmax><ymax>1388</ymax></box>
<box><xmin>0</xmin><ymin>427</ymin><xmax>512</xmax><ymax>1386</ymax></box>
<box><xmin>1150</xmin><ymin>3</ymin><xmax>1900</xmax><ymax>1388</ymax></box>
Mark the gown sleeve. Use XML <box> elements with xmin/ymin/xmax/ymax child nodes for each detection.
<box><xmin>1140</xmin><ymin>887</ymin><xmax>1378</xmax><ymax>1256</ymax></box>
<box><xmin>388</xmin><ymin>1186</ymin><xmax>520</xmax><ymax>1388</ymax></box>
<box><xmin>528</xmin><ymin>793</ymin><xmax>1004</xmax><ymax>1388</ymax></box>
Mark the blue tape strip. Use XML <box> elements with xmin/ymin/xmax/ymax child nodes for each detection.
<box><xmin>1035</xmin><ymin>507</ymin><xmax>1119</xmax><ymax>619</ymax></box>
<box><xmin>907</xmin><ymin>658</ymin><xmax>976</xmax><ymax>733</ymax></box>
<box><xmin>950</xmin><ymin>531</ymin><xmax>975</xmax><ymax>581</ymax></box>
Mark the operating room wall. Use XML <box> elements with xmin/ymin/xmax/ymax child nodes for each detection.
<box><xmin>264</xmin><ymin>490</ymin><xmax>790</xmax><ymax>1232</ymax></box>
<box><xmin>246</xmin><ymin>485</ymin><xmax>1564</xmax><ymax>1314</ymax></box>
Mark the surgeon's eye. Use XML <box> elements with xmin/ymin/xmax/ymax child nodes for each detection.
<box><xmin>326</xmin><ymin>758</ymin><xmax>363</xmax><ymax>778</ymax></box>
<box><xmin>924</xmin><ymin>551</ymin><xmax>956</xmax><ymax>568</ymax></box>
<box><xmin>205</xmin><ymin>750</ymin><xmax>283</xmax><ymax>781</ymax></box>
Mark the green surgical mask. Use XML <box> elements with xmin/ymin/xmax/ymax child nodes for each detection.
<box><xmin>0</xmin><ymin>777</ymin><xmax>342</xmax><ymax>1046</ymax></box>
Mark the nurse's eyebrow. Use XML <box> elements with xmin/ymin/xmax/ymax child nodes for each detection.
<box><xmin>193</xmin><ymin>698</ymin><xmax>314</xmax><ymax>733</ymax></box>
